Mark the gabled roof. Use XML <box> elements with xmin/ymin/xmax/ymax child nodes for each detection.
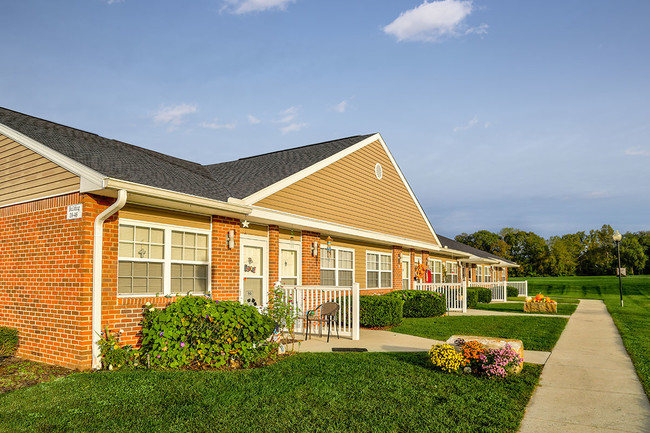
<box><xmin>437</xmin><ymin>234</ymin><xmax>517</xmax><ymax>265</ymax></box>
<box><xmin>205</xmin><ymin>134</ymin><xmax>374</xmax><ymax>199</ymax></box>
<box><xmin>0</xmin><ymin>107</ymin><xmax>371</xmax><ymax>202</ymax></box>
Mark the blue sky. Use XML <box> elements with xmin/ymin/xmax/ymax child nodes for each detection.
<box><xmin>3</xmin><ymin>0</ymin><xmax>649</xmax><ymax>238</ymax></box>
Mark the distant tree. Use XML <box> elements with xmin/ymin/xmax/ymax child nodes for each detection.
<box><xmin>619</xmin><ymin>234</ymin><xmax>647</xmax><ymax>275</ymax></box>
<box><xmin>577</xmin><ymin>225</ymin><xmax>615</xmax><ymax>275</ymax></box>
<box><xmin>454</xmin><ymin>230</ymin><xmax>503</xmax><ymax>255</ymax></box>
<box><xmin>549</xmin><ymin>233</ymin><xmax>585</xmax><ymax>276</ymax></box>
<box><xmin>503</xmin><ymin>230</ymin><xmax>551</xmax><ymax>277</ymax></box>
<box><xmin>634</xmin><ymin>231</ymin><xmax>650</xmax><ymax>274</ymax></box>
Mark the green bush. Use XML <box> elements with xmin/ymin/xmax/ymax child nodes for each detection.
<box><xmin>140</xmin><ymin>296</ymin><xmax>275</xmax><ymax>369</ymax></box>
<box><xmin>359</xmin><ymin>295</ymin><xmax>403</xmax><ymax>327</ymax></box>
<box><xmin>466</xmin><ymin>288</ymin><xmax>479</xmax><ymax>309</ymax></box>
<box><xmin>385</xmin><ymin>290</ymin><xmax>446</xmax><ymax>318</ymax></box>
<box><xmin>0</xmin><ymin>327</ymin><xmax>18</xmax><ymax>358</ymax></box>
<box><xmin>475</xmin><ymin>287</ymin><xmax>492</xmax><ymax>304</ymax></box>
<box><xmin>97</xmin><ymin>328</ymin><xmax>139</xmax><ymax>370</ymax></box>
<box><xmin>507</xmin><ymin>286</ymin><xmax>519</xmax><ymax>298</ymax></box>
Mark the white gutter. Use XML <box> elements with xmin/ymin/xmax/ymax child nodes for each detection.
<box><xmin>92</xmin><ymin>189</ymin><xmax>127</xmax><ymax>369</ymax></box>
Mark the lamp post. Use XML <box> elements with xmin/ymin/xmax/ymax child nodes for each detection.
<box><xmin>613</xmin><ymin>230</ymin><xmax>623</xmax><ymax>307</ymax></box>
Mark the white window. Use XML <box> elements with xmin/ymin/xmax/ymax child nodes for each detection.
<box><xmin>118</xmin><ymin>221</ymin><xmax>210</xmax><ymax>296</ymax></box>
<box><xmin>279</xmin><ymin>240</ymin><xmax>301</xmax><ymax>286</ymax></box>
<box><xmin>367</xmin><ymin>252</ymin><xmax>391</xmax><ymax>289</ymax></box>
<box><xmin>428</xmin><ymin>259</ymin><xmax>442</xmax><ymax>283</ymax></box>
<box><xmin>476</xmin><ymin>265</ymin><xmax>483</xmax><ymax>283</ymax></box>
<box><xmin>485</xmin><ymin>266</ymin><xmax>492</xmax><ymax>283</ymax></box>
<box><xmin>445</xmin><ymin>262</ymin><xmax>459</xmax><ymax>283</ymax></box>
<box><xmin>321</xmin><ymin>247</ymin><xmax>354</xmax><ymax>287</ymax></box>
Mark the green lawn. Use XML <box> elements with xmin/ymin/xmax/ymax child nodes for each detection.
<box><xmin>513</xmin><ymin>275</ymin><xmax>650</xmax><ymax>397</ymax></box>
<box><xmin>0</xmin><ymin>353</ymin><xmax>542</xmax><ymax>433</ymax></box>
<box><xmin>472</xmin><ymin>301</ymin><xmax>578</xmax><ymax>316</ymax></box>
<box><xmin>390</xmin><ymin>316</ymin><xmax>568</xmax><ymax>351</ymax></box>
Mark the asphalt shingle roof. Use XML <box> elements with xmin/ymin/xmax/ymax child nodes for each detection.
<box><xmin>437</xmin><ymin>234</ymin><xmax>516</xmax><ymax>265</ymax></box>
<box><xmin>0</xmin><ymin>107</ymin><xmax>372</xmax><ymax>202</ymax></box>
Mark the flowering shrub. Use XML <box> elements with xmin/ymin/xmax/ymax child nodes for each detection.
<box><xmin>456</xmin><ymin>339</ymin><xmax>486</xmax><ymax>373</ymax></box>
<box><xmin>97</xmin><ymin>327</ymin><xmax>139</xmax><ymax>370</ymax></box>
<box><xmin>429</xmin><ymin>344</ymin><xmax>465</xmax><ymax>373</ymax></box>
<box><xmin>264</xmin><ymin>281</ymin><xmax>300</xmax><ymax>334</ymax></box>
<box><xmin>140</xmin><ymin>296</ymin><xmax>275</xmax><ymax>369</ymax></box>
<box><xmin>479</xmin><ymin>344</ymin><xmax>523</xmax><ymax>378</ymax></box>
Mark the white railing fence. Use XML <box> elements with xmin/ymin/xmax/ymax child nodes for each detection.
<box><xmin>282</xmin><ymin>283</ymin><xmax>360</xmax><ymax>340</ymax></box>
<box><xmin>506</xmin><ymin>280</ymin><xmax>528</xmax><ymax>297</ymax></box>
<box><xmin>413</xmin><ymin>281</ymin><xmax>467</xmax><ymax>312</ymax></box>
<box><xmin>468</xmin><ymin>281</ymin><xmax>507</xmax><ymax>302</ymax></box>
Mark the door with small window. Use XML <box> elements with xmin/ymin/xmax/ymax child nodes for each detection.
<box><xmin>240</xmin><ymin>236</ymin><xmax>268</xmax><ymax>308</ymax></box>
<box><xmin>279</xmin><ymin>240</ymin><xmax>301</xmax><ymax>286</ymax></box>
<box><xmin>401</xmin><ymin>256</ymin><xmax>410</xmax><ymax>290</ymax></box>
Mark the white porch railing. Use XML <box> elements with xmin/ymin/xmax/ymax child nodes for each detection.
<box><xmin>413</xmin><ymin>281</ymin><xmax>467</xmax><ymax>312</ymax></box>
<box><xmin>468</xmin><ymin>281</ymin><xmax>507</xmax><ymax>302</ymax></box>
<box><xmin>507</xmin><ymin>281</ymin><xmax>528</xmax><ymax>297</ymax></box>
<box><xmin>282</xmin><ymin>283</ymin><xmax>360</xmax><ymax>340</ymax></box>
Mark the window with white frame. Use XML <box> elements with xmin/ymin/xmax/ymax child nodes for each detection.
<box><xmin>429</xmin><ymin>259</ymin><xmax>442</xmax><ymax>283</ymax></box>
<box><xmin>445</xmin><ymin>262</ymin><xmax>459</xmax><ymax>283</ymax></box>
<box><xmin>485</xmin><ymin>266</ymin><xmax>492</xmax><ymax>283</ymax></box>
<box><xmin>476</xmin><ymin>265</ymin><xmax>483</xmax><ymax>283</ymax></box>
<box><xmin>321</xmin><ymin>247</ymin><xmax>354</xmax><ymax>287</ymax></box>
<box><xmin>367</xmin><ymin>252</ymin><xmax>391</xmax><ymax>289</ymax></box>
<box><xmin>118</xmin><ymin>222</ymin><xmax>210</xmax><ymax>296</ymax></box>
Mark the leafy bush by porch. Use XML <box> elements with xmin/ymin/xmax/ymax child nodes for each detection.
<box><xmin>359</xmin><ymin>295</ymin><xmax>403</xmax><ymax>327</ymax></box>
<box><xmin>384</xmin><ymin>290</ymin><xmax>446</xmax><ymax>318</ymax></box>
<box><xmin>140</xmin><ymin>296</ymin><xmax>275</xmax><ymax>369</ymax></box>
<box><xmin>467</xmin><ymin>288</ymin><xmax>479</xmax><ymax>308</ymax></box>
<box><xmin>507</xmin><ymin>286</ymin><xmax>519</xmax><ymax>298</ymax></box>
<box><xmin>0</xmin><ymin>328</ymin><xmax>18</xmax><ymax>358</ymax></box>
<box><xmin>470</xmin><ymin>287</ymin><xmax>492</xmax><ymax>303</ymax></box>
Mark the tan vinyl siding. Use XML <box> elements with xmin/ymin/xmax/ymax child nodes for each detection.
<box><xmin>119</xmin><ymin>204</ymin><xmax>210</xmax><ymax>230</ymax></box>
<box><xmin>0</xmin><ymin>135</ymin><xmax>79</xmax><ymax>207</ymax></box>
<box><xmin>255</xmin><ymin>140</ymin><xmax>437</xmax><ymax>244</ymax></box>
<box><xmin>322</xmin><ymin>236</ymin><xmax>391</xmax><ymax>289</ymax></box>
<box><xmin>242</xmin><ymin>223</ymin><xmax>268</xmax><ymax>238</ymax></box>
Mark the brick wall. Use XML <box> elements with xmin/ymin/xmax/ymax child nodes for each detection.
<box><xmin>392</xmin><ymin>246</ymin><xmax>402</xmax><ymax>290</ymax></box>
<box><xmin>301</xmin><ymin>231</ymin><xmax>320</xmax><ymax>285</ymax></box>
<box><xmin>0</xmin><ymin>193</ymin><xmax>99</xmax><ymax>369</ymax></box>
<box><xmin>268</xmin><ymin>225</ymin><xmax>279</xmax><ymax>288</ymax></box>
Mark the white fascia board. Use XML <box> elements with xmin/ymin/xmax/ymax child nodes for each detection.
<box><xmin>241</xmin><ymin>134</ymin><xmax>381</xmax><ymax>205</ymax></box>
<box><xmin>103</xmin><ymin>178</ymin><xmax>251</xmax><ymax>215</ymax></box>
<box><xmin>248</xmin><ymin>206</ymin><xmax>455</xmax><ymax>253</ymax></box>
<box><xmin>460</xmin><ymin>257</ymin><xmax>500</xmax><ymax>264</ymax></box>
<box><xmin>374</xmin><ymin>134</ymin><xmax>442</xmax><ymax>248</ymax></box>
<box><xmin>0</xmin><ymin>123</ymin><xmax>105</xmax><ymax>191</ymax></box>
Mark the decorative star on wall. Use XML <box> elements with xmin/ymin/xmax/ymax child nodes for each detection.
<box><xmin>241</xmin><ymin>219</ymin><xmax>250</xmax><ymax>228</ymax></box>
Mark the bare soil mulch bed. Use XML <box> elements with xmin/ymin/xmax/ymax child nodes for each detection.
<box><xmin>0</xmin><ymin>356</ymin><xmax>77</xmax><ymax>394</ymax></box>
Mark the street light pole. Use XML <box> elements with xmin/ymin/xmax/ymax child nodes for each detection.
<box><xmin>613</xmin><ymin>230</ymin><xmax>623</xmax><ymax>307</ymax></box>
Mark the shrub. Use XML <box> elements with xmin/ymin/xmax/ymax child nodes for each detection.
<box><xmin>479</xmin><ymin>344</ymin><xmax>523</xmax><ymax>378</ymax></box>
<box><xmin>0</xmin><ymin>327</ymin><xmax>18</xmax><ymax>358</ymax></box>
<box><xmin>507</xmin><ymin>286</ymin><xmax>519</xmax><ymax>298</ymax></box>
<box><xmin>140</xmin><ymin>296</ymin><xmax>275</xmax><ymax>369</ymax></box>
<box><xmin>429</xmin><ymin>344</ymin><xmax>464</xmax><ymax>373</ymax></box>
<box><xmin>97</xmin><ymin>328</ymin><xmax>139</xmax><ymax>370</ymax></box>
<box><xmin>455</xmin><ymin>338</ymin><xmax>486</xmax><ymax>373</ymax></box>
<box><xmin>475</xmin><ymin>287</ymin><xmax>492</xmax><ymax>303</ymax></box>
<box><xmin>359</xmin><ymin>295</ymin><xmax>403</xmax><ymax>327</ymax></box>
<box><xmin>385</xmin><ymin>290</ymin><xmax>446</xmax><ymax>318</ymax></box>
<box><xmin>466</xmin><ymin>288</ymin><xmax>479</xmax><ymax>309</ymax></box>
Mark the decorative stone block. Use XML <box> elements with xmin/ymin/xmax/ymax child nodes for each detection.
<box><xmin>524</xmin><ymin>302</ymin><xmax>557</xmax><ymax>313</ymax></box>
<box><xmin>447</xmin><ymin>335</ymin><xmax>524</xmax><ymax>374</ymax></box>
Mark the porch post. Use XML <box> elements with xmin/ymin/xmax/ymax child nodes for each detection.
<box><xmin>352</xmin><ymin>282</ymin><xmax>360</xmax><ymax>340</ymax></box>
<box><xmin>462</xmin><ymin>280</ymin><xmax>467</xmax><ymax>313</ymax></box>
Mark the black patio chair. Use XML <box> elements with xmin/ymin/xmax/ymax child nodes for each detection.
<box><xmin>304</xmin><ymin>302</ymin><xmax>340</xmax><ymax>343</ymax></box>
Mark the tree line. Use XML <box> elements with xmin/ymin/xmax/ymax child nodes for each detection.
<box><xmin>454</xmin><ymin>225</ymin><xmax>649</xmax><ymax>277</ymax></box>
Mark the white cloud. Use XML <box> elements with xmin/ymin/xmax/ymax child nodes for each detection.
<box><xmin>248</xmin><ymin>114</ymin><xmax>261</xmax><ymax>124</ymax></box>
<box><xmin>107</xmin><ymin>0</ymin><xmax>124</xmax><ymax>4</ymax></box>
<box><xmin>383</xmin><ymin>0</ymin><xmax>486</xmax><ymax>42</ymax></box>
<box><xmin>200</xmin><ymin>120</ymin><xmax>236</xmax><ymax>130</ymax></box>
<box><xmin>453</xmin><ymin>115</ymin><xmax>478</xmax><ymax>132</ymax></box>
<box><xmin>222</xmin><ymin>0</ymin><xmax>295</xmax><ymax>14</ymax></box>
<box><xmin>334</xmin><ymin>100</ymin><xmax>348</xmax><ymax>113</ymax></box>
<box><xmin>625</xmin><ymin>146</ymin><xmax>650</xmax><ymax>157</ymax></box>
<box><xmin>153</xmin><ymin>104</ymin><xmax>197</xmax><ymax>128</ymax></box>
<box><xmin>585</xmin><ymin>191</ymin><xmax>611</xmax><ymax>199</ymax></box>
<box><xmin>281</xmin><ymin>122</ymin><xmax>307</xmax><ymax>134</ymax></box>
<box><xmin>280</xmin><ymin>106</ymin><xmax>299</xmax><ymax>123</ymax></box>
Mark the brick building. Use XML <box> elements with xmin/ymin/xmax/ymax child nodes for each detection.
<box><xmin>0</xmin><ymin>107</ymin><xmax>516</xmax><ymax>369</ymax></box>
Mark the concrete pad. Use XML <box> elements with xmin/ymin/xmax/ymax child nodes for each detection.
<box><xmin>538</xmin><ymin>364</ymin><xmax>646</xmax><ymax>395</ymax></box>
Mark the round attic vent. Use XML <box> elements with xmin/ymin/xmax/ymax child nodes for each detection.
<box><xmin>375</xmin><ymin>163</ymin><xmax>383</xmax><ymax>180</ymax></box>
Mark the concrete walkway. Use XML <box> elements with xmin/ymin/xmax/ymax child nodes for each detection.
<box><xmin>519</xmin><ymin>299</ymin><xmax>650</xmax><ymax>433</ymax></box>
<box><xmin>296</xmin><ymin>328</ymin><xmax>551</xmax><ymax>365</ymax></box>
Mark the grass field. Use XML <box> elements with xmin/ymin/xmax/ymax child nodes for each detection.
<box><xmin>512</xmin><ymin>275</ymin><xmax>650</xmax><ymax>397</ymax></box>
<box><xmin>0</xmin><ymin>353</ymin><xmax>541</xmax><ymax>433</ymax></box>
<box><xmin>390</xmin><ymin>316</ymin><xmax>568</xmax><ymax>351</ymax></box>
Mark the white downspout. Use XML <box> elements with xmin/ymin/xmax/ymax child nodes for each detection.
<box><xmin>92</xmin><ymin>189</ymin><xmax>127</xmax><ymax>369</ymax></box>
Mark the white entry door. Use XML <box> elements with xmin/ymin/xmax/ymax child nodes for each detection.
<box><xmin>240</xmin><ymin>236</ymin><xmax>268</xmax><ymax>308</ymax></box>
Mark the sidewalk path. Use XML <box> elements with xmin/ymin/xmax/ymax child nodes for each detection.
<box><xmin>519</xmin><ymin>299</ymin><xmax>650</xmax><ymax>433</ymax></box>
